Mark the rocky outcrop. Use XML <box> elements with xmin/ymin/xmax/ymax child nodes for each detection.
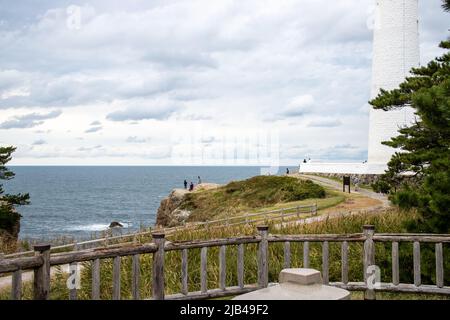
<box><xmin>156</xmin><ymin>189</ymin><xmax>191</xmax><ymax>227</ymax></box>
<box><xmin>155</xmin><ymin>183</ymin><xmax>221</xmax><ymax>227</ymax></box>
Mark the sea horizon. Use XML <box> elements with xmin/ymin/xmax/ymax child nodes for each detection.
<box><xmin>4</xmin><ymin>165</ymin><xmax>300</xmax><ymax>241</ymax></box>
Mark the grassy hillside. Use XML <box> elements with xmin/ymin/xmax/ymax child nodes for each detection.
<box><xmin>180</xmin><ymin>176</ymin><xmax>326</xmax><ymax>221</ymax></box>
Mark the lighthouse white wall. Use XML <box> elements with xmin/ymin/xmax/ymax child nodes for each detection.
<box><xmin>367</xmin><ymin>0</ymin><xmax>420</xmax><ymax>166</ymax></box>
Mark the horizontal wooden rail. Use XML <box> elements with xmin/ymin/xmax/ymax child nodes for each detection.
<box><xmin>0</xmin><ymin>256</ymin><xmax>43</xmax><ymax>273</ymax></box>
<box><xmin>50</xmin><ymin>243</ymin><xmax>158</xmax><ymax>266</ymax></box>
<box><xmin>373</xmin><ymin>235</ymin><xmax>450</xmax><ymax>243</ymax></box>
<box><xmin>268</xmin><ymin>234</ymin><xmax>366</xmax><ymax>243</ymax></box>
<box><xmin>165</xmin><ymin>236</ymin><xmax>261</xmax><ymax>251</ymax></box>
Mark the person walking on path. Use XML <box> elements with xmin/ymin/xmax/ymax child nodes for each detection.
<box><xmin>198</xmin><ymin>176</ymin><xmax>202</xmax><ymax>184</ymax></box>
<box><xmin>184</xmin><ymin>180</ymin><xmax>188</xmax><ymax>189</ymax></box>
<box><xmin>286</xmin><ymin>168</ymin><xmax>290</xmax><ymax>175</ymax></box>
<box><xmin>189</xmin><ymin>182</ymin><xmax>194</xmax><ymax>191</ymax></box>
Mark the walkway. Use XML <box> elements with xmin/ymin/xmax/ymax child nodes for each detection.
<box><xmin>273</xmin><ymin>173</ymin><xmax>391</xmax><ymax>229</ymax></box>
<box><xmin>296</xmin><ymin>174</ymin><xmax>390</xmax><ymax>208</ymax></box>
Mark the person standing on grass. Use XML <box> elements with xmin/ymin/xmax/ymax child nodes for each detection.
<box><xmin>198</xmin><ymin>176</ymin><xmax>202</xmax><ymax>185</ymax></box>
<box><xmin>189</xmin><ymin>182</ymin><xmax>194</xmax><ymax>191</ymax></box>
<box><xmin>286</xmin><ymin>168</ymin><xmax>290</xmax><ymax>175</ymax></box>
<box><xmin>184</xmin><ymin>180</ymin><xmax>188</xmax><ymax>189</ymax></box>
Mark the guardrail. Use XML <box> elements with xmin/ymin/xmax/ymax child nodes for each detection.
<box><xmin>3</xmin><ymin>204</ymin><xmax>317</xmax><ymax>259</ymax></box>
<box><xmin>0</xmin><ymin>225</ymin><xmax>448</xmax><ymax>300</ymax></box>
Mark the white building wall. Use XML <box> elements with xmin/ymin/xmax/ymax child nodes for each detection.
<box><xmin>298</xmin><ymin>162</ymin><xmax>386</xmax><ymax>175</ymax></box>
<box><xmin>367</xmin><ymin>0</ymin><xmax>420</xmax><ymax>165</ymax></box>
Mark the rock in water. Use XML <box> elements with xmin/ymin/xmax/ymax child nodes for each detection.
<box><xmin>109</xmin><ymin>221</ymin><xmax>123</xmax><ymax>228</ymax></box>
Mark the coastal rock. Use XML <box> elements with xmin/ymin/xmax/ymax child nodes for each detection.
<box><xmin>109</xmin><ymin>221</ymin><xmax>123</xmax><ymax>228</ymax></box>
<box><xmin>156</xmin><ymin>183</ymin><xmax>221</xmax><ymax>227</ymax></box>
<box><xmin>156</xmin><ymin>189</ymin><xmax>190</xmax><ymax>227</ymax></box>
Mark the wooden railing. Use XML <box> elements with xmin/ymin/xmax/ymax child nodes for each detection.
<box><xmin>0</xmin><ymin>225</ymin><xmax>448</xmax><ymax>300</ymax></box>
<box><xmin>4</xmin><ymin>204</ymin><xmax>317</xmax><ymax>259</ymax></box>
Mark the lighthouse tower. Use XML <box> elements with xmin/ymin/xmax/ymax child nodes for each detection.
<box><xmin>367</xmin><ymin>0</ymin><xmax>420</xmax><ymax>172</ymax></box>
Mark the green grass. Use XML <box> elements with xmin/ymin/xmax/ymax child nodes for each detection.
<box><xmin>180</xmin><ymin>176</ymin><xmax>326</xmax><ymax>222</ymax></box>
<box><xmin>3</xmin><ymin>208</ymin><xmax>446</xmax><ymax>300</ymax></box>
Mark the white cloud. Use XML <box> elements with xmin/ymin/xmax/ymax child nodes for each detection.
<box><xmin>0</xmin><ymin>110</ymin><xmax>62</xmax><ymax>129</ymax></box>
<box><xmin>0</xmin><ymin>0</ymin><xmax>447</xmax><ymax>164</ymax></box>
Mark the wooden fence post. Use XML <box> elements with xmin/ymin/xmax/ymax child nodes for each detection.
<box><xmin>181</xmin><ymin>249</ymin><xmax>188</xmax><ymax>295</ymax></box>
<box><xmin>257</xmin><ymin>226</ymin><xmax>269</xmax><ymax>288</ymax></box>
<box><xmin>152</xmin><ymin>232</ymin><xmax>165</xmax><ymax>300</ymax></box>
<box><xmin>33</xmin><ymin>244</ymin><xmax>51</xmax><ymax>300</ymax></box>
<box><xmin>413</xmin><ymin>241</ymin><xmax>421</xmax><ymax>287</ymax></box>
<box><xmin>363</xmin><ymin>225</ymin><xmax>376</xmax><ymax>300</ymax></box>
<box><xmin>91</xmin><ymin>259</ymin><xmax>101</xmax><ymax>300</ymax></box>
<box><xmin>201</xmin><ymin>247</ymin><xmax>208</xmax><ymax>294</ymax></box>
<box><xmin>341</xmin><ymin>241</ymin><xmax>349</xmax><ymax>285</ymax></box>
<box><xmin>132</xmin><ymin>254</ymin><xmax>140</xmax><ymax>300</ymax></box>
<box><xmin>392</xmin><ymin>242</ymin><xmax>399</xmax><ymax>286</ymax></box>
<box><xmin>237</xmin><ymin>244</ymin><xmax>245</xmax><ymax>289</ymax></box>
<box><xmin>436</xmin><ymin>243</ymin><xmax>444</xmax><ymax>288</ymax></box>
<box><xmin>322</xmin><ymin>241</ymin><xmax>329</xmax><ymax>285</ymax></box>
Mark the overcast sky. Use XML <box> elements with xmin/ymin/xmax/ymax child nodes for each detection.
<box><xmin>0</xmin><ymin>0</ymin><xmax>448</xmax><ymax>166</ymax></box>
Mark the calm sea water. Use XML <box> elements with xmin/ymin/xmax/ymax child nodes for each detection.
<box><xmin>4</xmin><ymin>166</ymin><xmax>296</xmax><ymax>241</ymax></box>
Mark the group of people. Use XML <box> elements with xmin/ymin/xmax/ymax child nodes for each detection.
<box><xmin>184</xmin><ymin>176</ymin><xmax>202</xmax><ymax>192</ymax></box>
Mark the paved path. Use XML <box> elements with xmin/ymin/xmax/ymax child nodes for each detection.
<box><xmin>296</xmin><ymin>174</ymin><xmax>390</xmax><ymax>208</ymax></box>
<box><xmin>273</xmin><ymin>174</ymin><xmax>391</xmax><ymax>229</ymax></box>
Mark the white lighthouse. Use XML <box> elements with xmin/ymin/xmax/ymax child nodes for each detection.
<box><xmin>299</xmin><ymin>0</ymin><xmax>420</xmax><ymax>175</ymax></box>
<box><xmin>367</xmin><ymin>0</ymin><xmax>420</xmax><ymax>172</ymax></box>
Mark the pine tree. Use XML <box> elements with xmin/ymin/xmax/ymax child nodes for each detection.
<box><xmin>371</xmin><ymin>2</ymin><xmax>450</xmax><ymax>234</ymax></box>
<box><xmin>444</xmin><ymin>0</ymin><xmax>450</xmax><ymax>12</ymax></box>
<box><xmin>0</xmin><ymin>146</ymin><xmax>30</xmax><ymax>238</ymax></box>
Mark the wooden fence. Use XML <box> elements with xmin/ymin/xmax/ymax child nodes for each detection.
<box><xmin>0</xmin><ymin>225</ymin><xmax>448</xmax><ymax>300</ymax></box>
<box><xmin>4</xmin><ymin>203</ymin><xmax>317</xmax><ymax>259</ymax></box>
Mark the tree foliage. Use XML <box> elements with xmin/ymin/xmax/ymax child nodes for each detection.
<box><xmin>444</xmin><ymin>0</ymin><xmax>450</xmax><ymax>12</ymax></box>
<box><xmin>371</xmin><ymin>4</ymin><xmax>450</xmax><ymax>233</ymax></box>
<box><xmin>0</xmin><ymin>146</ymin><xmax>30</xmax><ymax>235</ymax></box>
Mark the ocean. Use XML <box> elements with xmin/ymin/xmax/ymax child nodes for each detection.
<box><xmin>3</xmin><ymin>166</ymin><xmax>295</xmax><ymax>241</ymax></box>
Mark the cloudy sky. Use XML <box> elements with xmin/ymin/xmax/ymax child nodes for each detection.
<box><xmin>0</xmin><ymin>0</ymin><xmax>448</xmax><ymax>166</ymax></box>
